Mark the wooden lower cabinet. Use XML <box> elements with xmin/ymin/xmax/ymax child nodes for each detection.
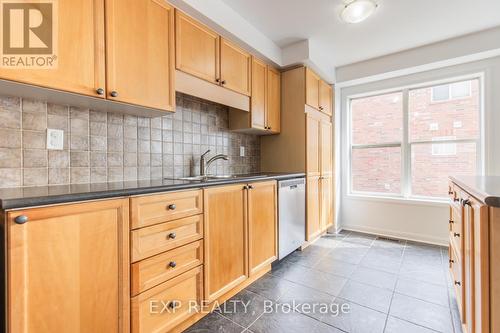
<box><xmin>248</xmin><ymin>181</ymin><xmax>277</xmax><ymax>275</ymax></box>
<box><xmin>131</xmin><ymin>266</ymin><xmax>203</xmax><ymax>333</ymax></box>
<box><xmin>204</xmin><ymin>184</ymin><xmax>248</xmax><ymax>302</ymax></box>
<box><xmin>448</xmin><ymin>179</ymin><xmax>499</xmax><ymax>333</ymax></box>
<box><xmin>204</xmin><ymin>181</ymin><xmax>277</xmax><ymax>301</ymax></box>
<box><xmin>5</xmin><ymin>199</ymin><xmax>130</xmax><ymax>333</ymax></box>
<box><xmin>320</xmin><ymin>176</ymin><xmax>333</xmax><ymax>231</ymax></box>
<box><xmin>307</xmin><ymin>176</ymin><xmax>321</xmax><ymax>241</ymax></box>
<box><xmin>306</xmin><ymin>175</ymin><xmax>333</xmax><ymax>241</ymax></box>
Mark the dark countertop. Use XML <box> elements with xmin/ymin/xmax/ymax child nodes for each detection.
<box><xmin>0</xmin><ymin>173</ymin><xmax>305</xmax><ymax>210</ymax></box>
<box><xmin>450</xmin><ymin>176</ymin><xmax>500</xmax><ymax>207</ymax></box>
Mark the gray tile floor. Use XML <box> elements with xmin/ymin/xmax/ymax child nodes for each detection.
<box><xmin>184</xmin><ymin>231</ymin><xmax>463</xmax><ymax>333</ymax></box>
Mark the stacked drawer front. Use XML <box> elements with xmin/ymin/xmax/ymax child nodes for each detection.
<box><xmin>130</xmin><ymin>189</ymin><xmax>204</xmax><ymax>333</ymax></box>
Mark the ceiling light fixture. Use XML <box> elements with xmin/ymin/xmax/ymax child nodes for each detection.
<box><xmin>341</xmin><ymin>0</ymin><xmax>378</xmax><ymax>24</ymax></box>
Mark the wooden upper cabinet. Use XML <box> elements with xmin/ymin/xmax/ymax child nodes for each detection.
<box><xmin>175</xmin><ymin>11</ymin><xmax>219</xmax><ymax>84</ymax></box>
<box><xmin>250</xmin><ymin>58</ymin><xmax>267</xmax><ymax>130</ymax></box>
<box><xmin>305</xmin><ymin>68</ymin><xmax>321</xmax><ymax>110</ymax></box>
<box><xmin>267</xmin><ymin>67</ymin><xmax>281</xmax><ymax>133</ymax></box>
<box><xmin>248</xmin><ymin>181</ymin><xmax>277</xmax><ymax>275</ymax></box>
<box><xmin>320</xmin><ymin>120</ymin><xmax>333</xmax><ymax>177</ymax></box>
<box><xmin>204</xmin><ymin>184</ymin><xmax>248</xmax><ymax>302</ymax></box>
<box><xmin>319</xmin><ymin>80</ymin><xmax>333</xmax><ymax>116</ymax></box>
<box><xmin>306</xmin><ymin>113</ymin><xmax>321</xmax><ymax>176</ymax></box>
<box><xmin>7</xmin><ymin>199</ymin><xmax>130</xmax><ymax>333</ymax></box>
<box><xmin>220</xmin><ymin>38</ymin><xmax>251</xmax><ymax>96</ymax></box>
<box><xmin>0</xmin><ymin>0</ymin><xmax>106</xmax><ymax>97</ymax></box>
<box><xmin>105</xmin><ymin>0</ymin><xmax>175</xmax><ymax>111</ymax></box>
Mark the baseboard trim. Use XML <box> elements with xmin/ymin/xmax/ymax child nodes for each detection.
<box><xmin>341</xmin><ymin>224</ymin><xmax>448</xmax><ymax>246</ymax></box>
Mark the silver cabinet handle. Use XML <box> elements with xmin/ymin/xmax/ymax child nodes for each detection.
<box><xmin>14</xmin><ymin>215</ymin><xmax>28</xmax><ymax>224</ymax></box>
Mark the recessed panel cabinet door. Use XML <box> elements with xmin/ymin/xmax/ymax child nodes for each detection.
<box><xmin>306</xmin><ymin>114</ymin><xmax>321</xmax><ymax>176</ymax></box>
<box><xmin>7</xmin><ymin>199</ymin><xmax>130</xmax><ymax>333</ymax></box>
<box><xmin>320</xmin><ymin>120</ymin><xmax>333</xmax><ymax>177</ymax></box>
<box><xmin>248</xmin><ymin>181</ymin><xmax>277</xmax><ymax>275</ymax></box>
<box><xmin>319</xmin><ymin>80</ymin><xmax>333</xmax><ymax>116</ymax></box>
<box><xmin>175</xmin><ymin>11</ymin><xmax>219</xmax><ymax>84</ymax></box>
<box><xmin>0</xmin><ymin>0</ymin><xmax>106</xmax><ymax>97</ymax></box>
<box><xmin>106</xmin><ymin>0</ymin><xmax>175</xmax><ymax>111</ymax></box>
<box><xmin>305</xmin><ymin>68</ymin><xmax>320</xmax><ymax>110</ymax></box>
<box><xmin>204</xmin><ymin>184</ymin><xmax>248</xmax><ymax>302</ymax></box>
<box><xmin>267</xmin><ymin>67</ymin><xmax>281</xmax><ymax>133</ymax></box>
<box><xmin>251</xmin><ymin>58</ymin><xmax>267</xmax><ymax>130</ymax></box>
<box><xmin>220</xmin><ymin>38</ymin><xmax>251</xmax><ymax>96</ymax></box>
<box><xmin>307</xmin><ymin>176</ymin><xmax>321</xmax><ymax>241</ymax></box>
<box><xmin>320</xmin><ymin>176</ymin><xmax>333</xmax><ymax>231</ymax></box>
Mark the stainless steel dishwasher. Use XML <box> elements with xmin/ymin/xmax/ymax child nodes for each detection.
<box><xmin>278</xmin><ymin>177</ymin><xmax>306</xmax><ymax>260</ymax></box>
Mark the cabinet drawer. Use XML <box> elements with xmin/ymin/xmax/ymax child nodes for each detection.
<box><xmin>131</xmin><ymin>240</ymin><xmax>203</xmax><ymax>296</ymax></box>
<box><xmin>449</xmin><ymin>244</ymin><xmax>465</xmax><ymax>322</ymax></box>
<box><xmin>131</xmin><ymin>215</ymin><xmax>203</xmax><ymax>262</ymax></box>
<box><xmin>131</xmin><ymin>189</ymin><xmax>203</xmax><ymax>229</ymax></box>
<box><xmin>131</xmin><ymin>266</ymin><xmax>203</xmax><ymax>333</ymax></box>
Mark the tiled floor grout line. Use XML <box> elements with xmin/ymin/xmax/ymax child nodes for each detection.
<box><xmin>187</xmin><ymin>233</ymin><xmax>457</xmax><ymax>333</ymax></box>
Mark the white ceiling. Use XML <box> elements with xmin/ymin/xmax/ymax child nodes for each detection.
<box><xmin>220</xmin><ymin>0</ymin><xmax>500</xmax><ymax>68</ymax></box>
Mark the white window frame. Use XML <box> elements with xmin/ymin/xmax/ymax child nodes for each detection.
<box><xmin>347</xmin><ymin>74</ymin><xmax>484</xmax><ymax>202</ymax></box>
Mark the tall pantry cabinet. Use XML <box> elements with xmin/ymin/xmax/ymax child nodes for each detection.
<box><xmin>261</xmin><ymin>66</ymin><xmax>335</xmax><ymax>241</ymax></box>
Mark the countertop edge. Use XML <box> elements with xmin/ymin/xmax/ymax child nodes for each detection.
<box><xmin>0</xmin><ymin>173</ymin><xmax>305</xmax><ymax>210</ymax></box>
<box><xmin>449</xmin><ymin>176</ymin><xmax>500</xmax><ymax>208</ymax></box>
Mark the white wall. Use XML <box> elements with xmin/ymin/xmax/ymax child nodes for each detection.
<box><xmin>337</xmin><ymin>56</ymin><xmax>500</xmax><ymax>245</ymax></box>
<box><xmin>336</xmin><ymin>26</ymin><xmax>500</xmax><ymax>84</ymax></box>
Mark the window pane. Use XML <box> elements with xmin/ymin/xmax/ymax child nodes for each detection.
<box><xmin>352</xmin><ymin>146</ymin><xmax>401</xmax><ymax>194</ymax></box>
<box><xmin>409</xmin><ymin>79</ymin><xmax>480</xmax><ymax>142</ymax></box>
<box><xmin>431</xmin><ymin>85</ymin><xmax>449</xmax><ymax>102</ymax></box>
<box><xmin>411</xmin><ymin>142</ymin><xmax>477</xmax><ymax>198</ymax></box>
<box><xmin>450</xmin><ymin>81</ymin><xmax>471</xmax><ymax>99</ymax></box>
<box><xmin>351</xmin><ymin>92</ymin><xmax>403</xmax><ymax>145</ymax></box>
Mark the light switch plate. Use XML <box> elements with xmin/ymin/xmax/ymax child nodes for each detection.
<box><xmin>240</xmin><ymin>146</ymin><xmax>245</xmax><ymax>157</ymax></box>
<box><xmin>47</xmin><ymin>129</ymin><xmax>64</xmax><ymax>150</ymax></box>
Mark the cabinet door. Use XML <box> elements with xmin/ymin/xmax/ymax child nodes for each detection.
<box><xmin>250</xmin><ymin>58</ymin><xmax>267</xmax><ymax>130</ymax></box>
<box><xmin>320</xmin><ymin>120</ymin><xmax>333</xmax><ymax>177</ymax></box>
<box><xmin>7</xmin><ymin>199</ymin><xmax>130</xmax><ymax>333</ymax></box>
<box><xmin>466</xmin><ymin>198</ymin><xmax>490</xmax><ymax>333</ymax></box>
<box><xmin>307</xmin><ymin>176</ymin><xmax>322</xmax><ymax>241</ymax></box>
<box><xmin>105</xmin><ymin>0</ymin><xmax>175</xmax><ymax>111</ymax></box>
<box><xmin>220</xmin><ymin>38</ymin><xmax>251</xmax><ymax>96</ymax></box>
<box><xmin>0</xmin><ymin>0</ymin><xmax>105</xmax><ymax>97</ymax></box>
<box><xmin>248</xmin><ymin>181</ymin><xmax>277</xmax><ymax>275</ymax></box>
<box><xmin>204</xmin><ymin>184</ymin><xmax>248</xmax><ymax>302</ymax></box>
<box><xmin>463</xmin><ymin>197</ymin><xmax>474</xmax><ymax>331</ymax></box>
<box><xmin>305</xmin><ymin>68</ymin><xmax>320</xmax><ymax>110</ymax></box>
<box><xmin>320</xmin><ymin>176</ymin><xmax>333</xmax><ymax>231</ymax></box>
<box><xmin>267</xmin><ymin>66</ymin><xmax>281</xmax><ymax>133</ymax></box>
<box><xmin>319</xmin><ymin>80</ymin><xmax>333</xmax><ymax>116</ymax></box>
<box><xmin>175</xmin><ymin>11</ymin><xmax>219</xmax><ymax>84</ymax></box>
<box><xmin>306</xmin><ymin>113</ymin><xmax>321</xmax><ymax>176</ymax></box>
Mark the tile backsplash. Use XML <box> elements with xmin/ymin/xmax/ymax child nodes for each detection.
<box><xmin>0</xmin><ymin>93</ymin><xmax>260</xmax><ymax>188</ymax></box>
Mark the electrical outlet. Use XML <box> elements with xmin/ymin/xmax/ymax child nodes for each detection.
<box><xmin>240</xmin><ymin>146</ymin><xmax>245</xmax><ymax>157</ymax></box>
<box><xmin>47</xmin><ymin>129</ymin><xmax>64</xmax><ymax>150</ymax></box>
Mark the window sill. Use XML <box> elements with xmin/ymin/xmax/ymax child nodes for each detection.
<box><xmin>345</xmin><ymin>193</ymin><xmax>449</xmax><ymax>207</ymax></box>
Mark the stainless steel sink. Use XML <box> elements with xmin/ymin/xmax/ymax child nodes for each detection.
<box><xmin>177</xmin><ymin>175</ymin><xmax>238</xmax><ymax>181</ymax></box>
<box><xmin>177</xmin><ymin>174</ymin><xmax>267</xmax><ymax>181</ymax></box>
